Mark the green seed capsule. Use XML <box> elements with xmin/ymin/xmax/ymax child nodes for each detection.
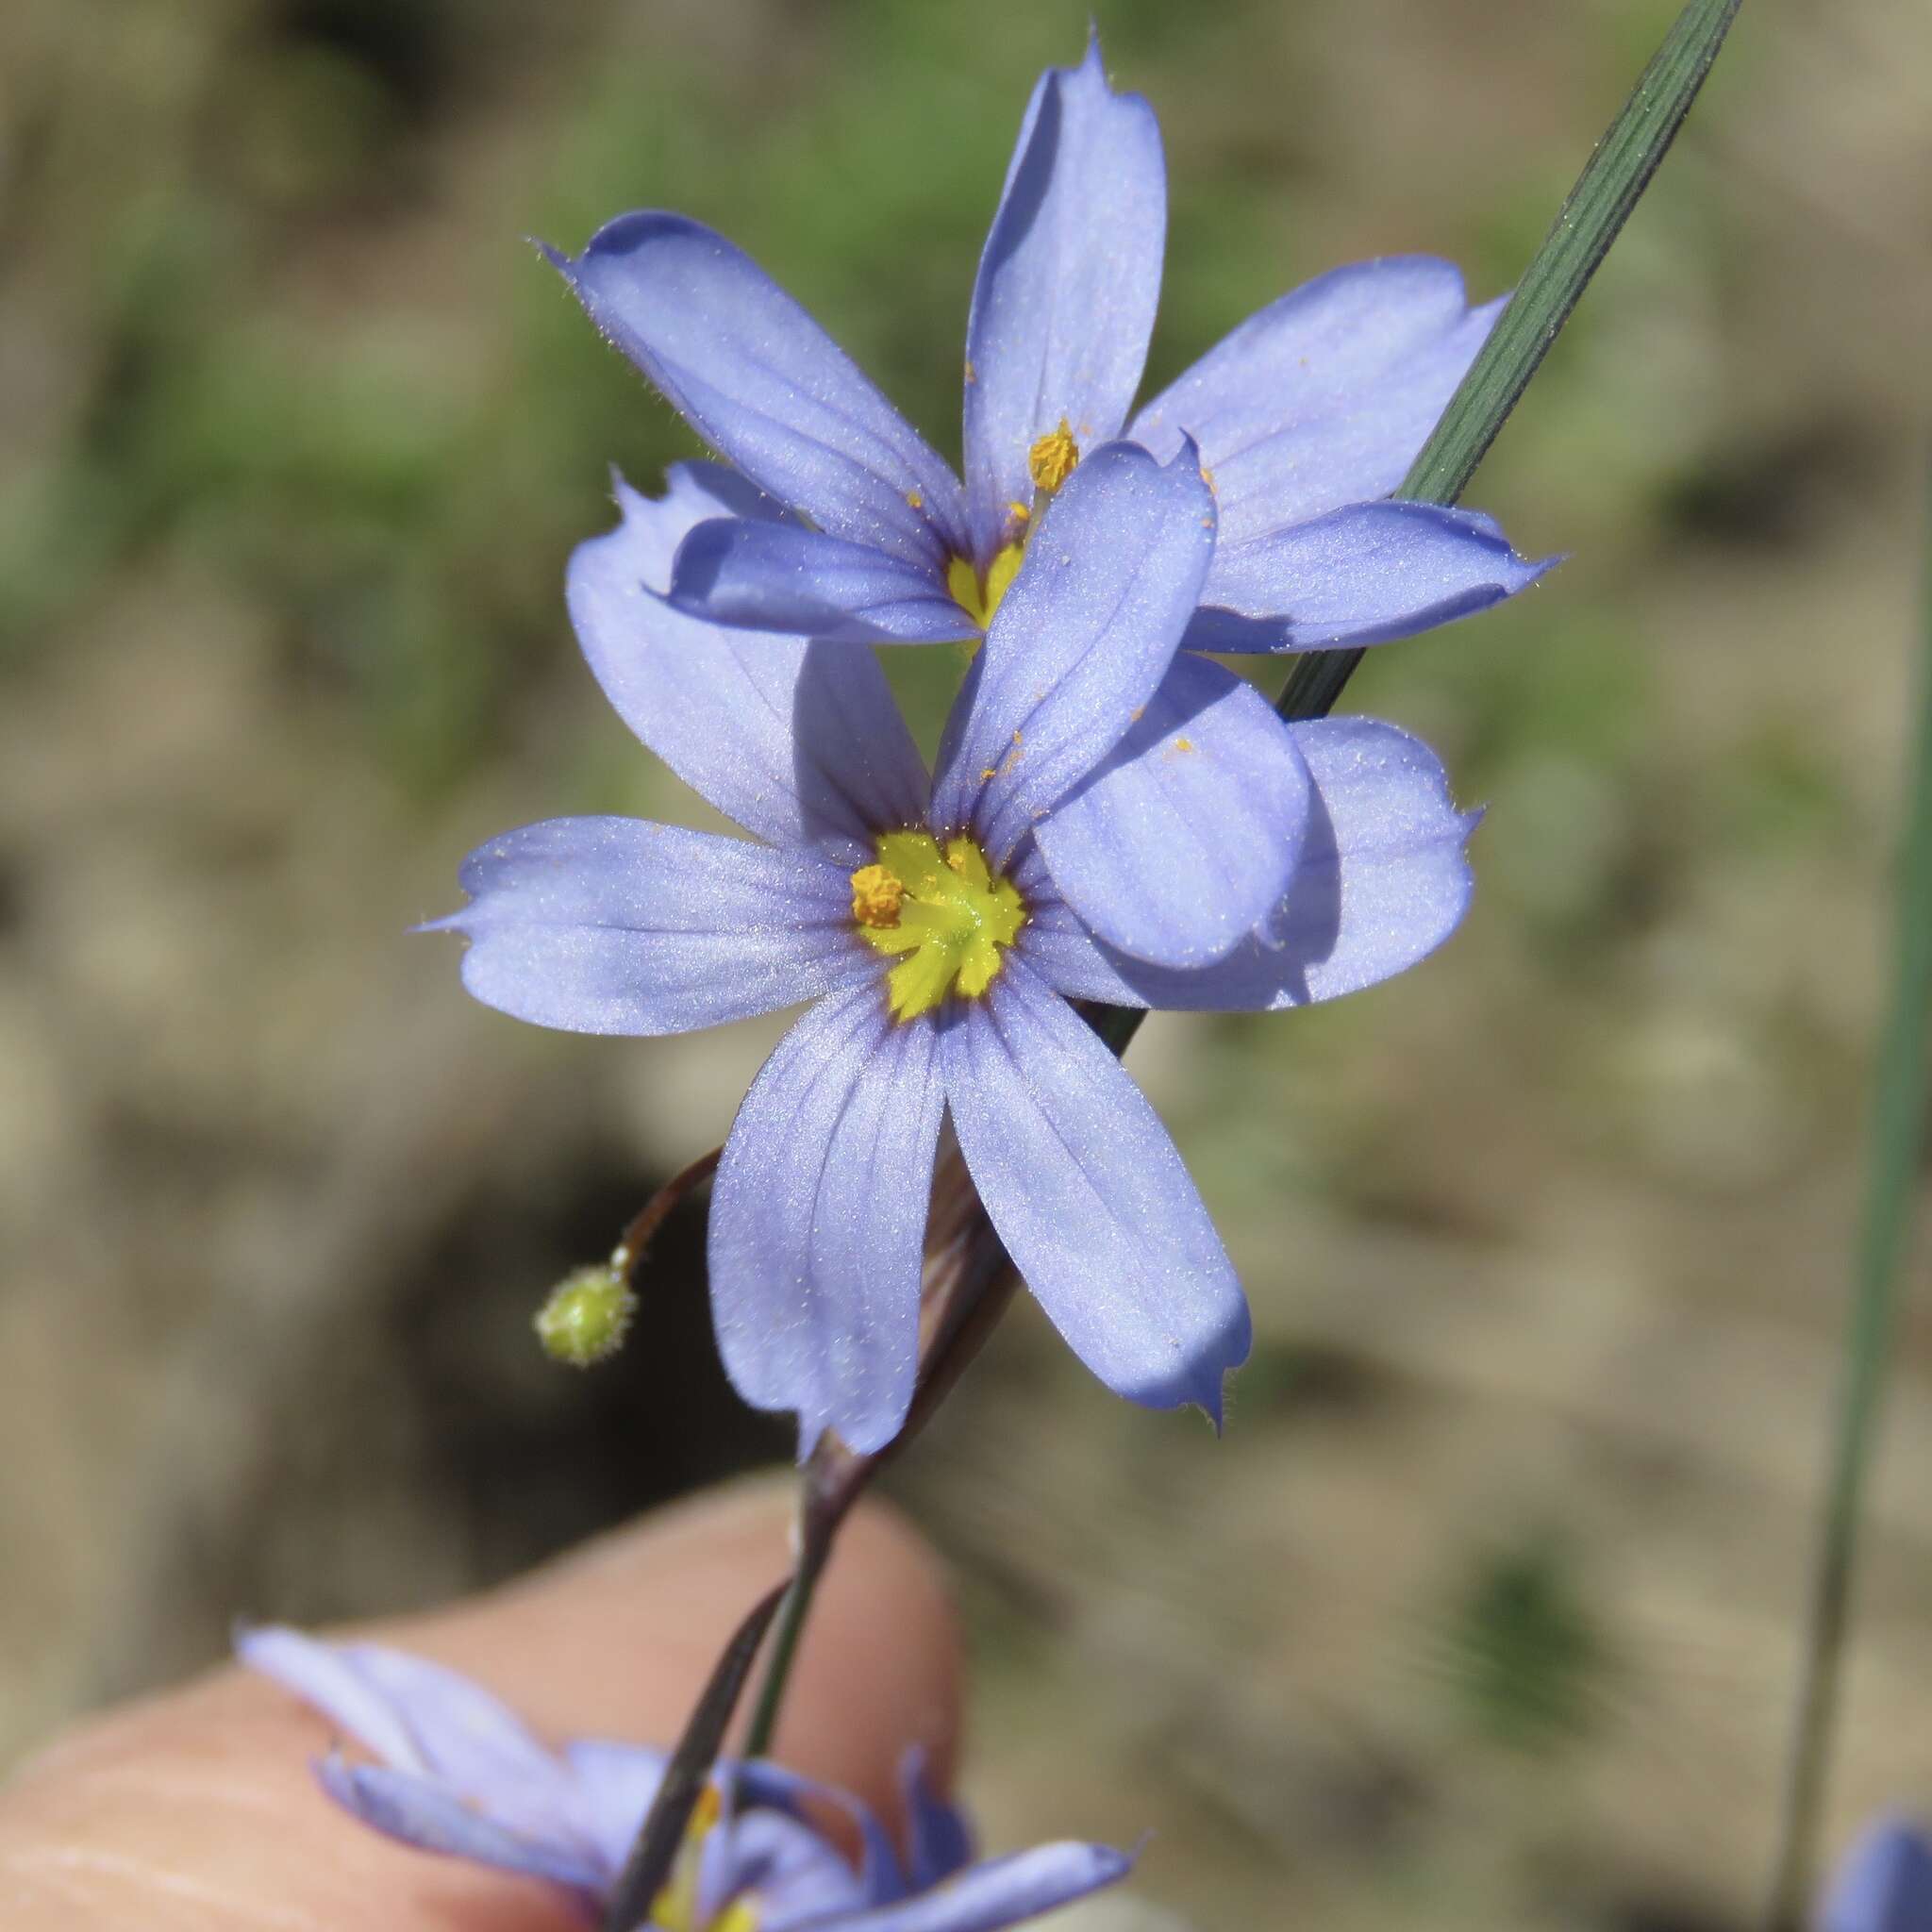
<box><xmin>534</xmin><ymin>1266</ymin><xmax>635</xmax><ymax>1368</ymax></box>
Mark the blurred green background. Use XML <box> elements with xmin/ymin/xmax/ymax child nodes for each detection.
<box><xmin>3</xmin><ymin>1</ymin><xmax>1930</xmax><ymax>1925</ymax></box>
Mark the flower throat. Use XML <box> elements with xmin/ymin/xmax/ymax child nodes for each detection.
<box><xmin>850</xmin><ymin>831</ymin><xmax>1025</xmax><ymax>1021</ymax></box>
<box><xmin>945</xmin><ymin>419</ymin><xmax>1083</xmax><ymax>631</ymax></box>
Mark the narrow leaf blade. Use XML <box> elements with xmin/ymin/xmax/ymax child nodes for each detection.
<box><xmin>1276</xmin><ymin>0</ymin><xmax>1742</xmax><ymax>724</ymax></box>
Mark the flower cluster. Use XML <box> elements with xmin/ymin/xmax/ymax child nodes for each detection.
<box><xmin>241</xmin><ymin>1627</ymin><xmax>1129</xmax><ymax>1931</ymax></box>
<box><xmin>429</xmin><ymin>35</ymin><xmax>1545</xmax><ymax>1457</ymax></box>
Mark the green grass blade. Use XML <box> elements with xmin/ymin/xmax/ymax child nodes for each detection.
<box><xmin>1275</xmin><ymin>0</ymin><xmax>1742</xmax><ymax>725</ymax></box>
<box><xmin>1762</xmin><ymin>470</ymin><xmax>1932</xmax><ymax>1932</ymax></box>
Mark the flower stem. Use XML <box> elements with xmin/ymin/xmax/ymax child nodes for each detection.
<box><xmin>741</xmin><ymin>1526</ymin><xmax>826</xmax><ymax>1760</ymax></box>
<box><xmin>1759</xmin><ymin>467</ymin><xmax>1932</xmax><ymax>1932</ymax></box>
<box><xmin>739</xmin><ymin>1159</ymin><xmax>1021</xmax><ymax>1758</ymax></box>
<box><xmin>601</xmin><ymin>1578</ymin><xmax>790</xmax><ymax>1932</ymax></box>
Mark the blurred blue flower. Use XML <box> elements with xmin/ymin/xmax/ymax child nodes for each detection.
<box><xmin>542</xmin><ymin>36</ymin><xmax>1542</xmax><ymax>968</ymax></box>
<box><xmin>428</xmin><ymin>451</ymin><xmax>1475</xmax><ymax>1453</ymax></box>
<box><xmin>241</xmin><ymin>1625</ymin><xmax>1128</xmax><ymax>1931</ymax></box>
<box><xmin>1821</xmin><ymin>1818</ymin><xmax>1932</xmax><ymax>1932</ymax></box>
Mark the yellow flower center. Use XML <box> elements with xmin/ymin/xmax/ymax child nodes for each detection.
<box><xmin>851</xmin><ymin>831</ymin><xmax>1025</xmax><ymax>1022</ymax></box>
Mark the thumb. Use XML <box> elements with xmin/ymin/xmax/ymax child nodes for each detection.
<box><xmin>0</xmin><ymin>1479</ymin><xmax>963</xmax><ymax>1931</ymax></box>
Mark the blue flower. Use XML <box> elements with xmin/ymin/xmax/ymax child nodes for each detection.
<box><xmin>541</xmin><ymin>33</ymin><xmax>1547</xmax><ymax>967</ymax></box>
<box><xmin>240</xmin><ymin>1624</ymin><xmax>1130</xmax><ymax>1930</ymax></box>
<box><xmin>428</xmin><ymin>447</ymin><xmax>1475</xmax><ymax>1453</ymax></box>
<box><xmin>1821</xmin><ymin>1818</ymin><xmax>1932</xmax><ymax>1932</ymax></box>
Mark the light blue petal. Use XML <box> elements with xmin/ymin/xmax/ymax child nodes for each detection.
<box><xmin>726</xmin><ymin>1809</ymin><xmax>873</xmax><ymax>1931</ymax></box>
<box><xmin>667</xmin><ymin>517</ymin><xmax>969</xmax><ymax>644</ymax></box>
<box><xmin>1822</xmin><ymin>1818</ymin><xmax>1932</xmax><ymax>1932</ymax></box>
<box><xmin>333</xmin><ymin>1645</ymin><xmax>586</xmax><ymax>1847</ymax></box>
<box><xmin>1185</xmin><ymin>500</ymin><xmax>1554</xmax><ymax>653</ymax></box>
<box><xmin>738</xmin><ymin>1758</ymin><xmax>907</xmax><ymax>1905</ymax></box>
<box><xmin>962</xmin><ymin>34</ymin><xmax>1164</xmax><ymax>564</ymax></box>
<box><xmin>709</xmin><ymin>983</ymin><xmax>944</xmax><ymax>1457</ymax></box>
<box><xmin>1035</xmin><ymin>654</ymin><xmax>1311</xmax><ymax>967</ymax></box>
<box><xmin>1129</xmin><ymin>256</ymin><xmax>1503</xmax><ymax>537</ymax></box>
<box><xmin>425</xmin><ymin>818</ymin><xmax>869</xmax><ymax>1037</ymax></box>
<box><xmin>315</xmin><ymin>1757</ymin><xmax>605</xmax><ymax>1895</ymax></box>
<box><xmin>1027</xmin><ymin>717</ymin><xmax>1475</xmax><ymax>1010</ymax></box>
<box><xmin>548</xmin><ymin>215</ymin><xmax>968</xmax><ymax>570</ymax></box>
<box><xmin>932</xmin><ymin>441</ymin><xmax>1215</xmax><ymax>867</ymax></box>
<box><xmin>900</xmin><ymin>1748</ymin><xmax>976</xmax><ymax>1892</ymax></box>
<box><xmin>238</xmin><ymin>1627</ymin><xmax>426</xmax><ymax>1774</ymax></box>
<box><xmin>814</xmin><ymin>1841</ymin><xmax>1133</xmax><ymax>1932</ymax></box>
<box><xmin>242</xmin><ymin>1629</ymin><xmax>600</xmax><ymax>1857</ymax></box>
<box><xmin>569</xmin><ymin>467</ymin><xmax>929</xmax><ymax>861</ymax></box>
<box><xmin>941</xmin><ymin>958</ymin><xmax>1249</xmax><ymax>1419</ymax></box>
<box><xmin>558</xmin><ymin>1738</ymin><xmax>667</xmax><ymax>1878</ymax></box>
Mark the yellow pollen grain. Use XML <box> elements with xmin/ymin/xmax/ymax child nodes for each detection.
<box><xmin>849</xmin><ymin>862</ymin><xmax>905</xmax><ymax>928</ymax></box>
<box><xmin>1027</xmin><ymin>418</ymin><xmax>1080</xmax><ymax>495</ymax></box>
<box><xmin>907</xmin><ymin>489</ymin><xmax>924</xmax><ymax>509</ymax></box>
<box><xmin>1170</xmin><ymin>737</ymin><xmax>1196</xmax><ymax>756</ymax></box>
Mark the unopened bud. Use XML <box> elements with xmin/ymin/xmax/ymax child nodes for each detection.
<box><xmin>534</xmin><ymin>1265</ymin><xmax>635</xmax><ymax>1368</ymax></box>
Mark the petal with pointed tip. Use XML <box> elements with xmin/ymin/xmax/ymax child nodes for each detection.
<box><xmin>425</xmin><ymin>819</ymin><xmax>868</xmax><ymax>1037</ymax></box>
<box><xmin>1185</xmin><ymin>500</ymin><xmax>1553</xmax><ymax>654</ymax></box>
<box><xmin>941</xmin><ymin>958</ymin><xmax>1249</xmax><ymax>1417</ymax></box>
<box><xmin>548</xmin><ymin>214</ymin><xmax>967</xmax><ymax>569</ymax></box>
<box><xmin>962</xmin><ymin>35</ymin><xmax>1164</xmax><ymax>563</ymax></box>
<box><xmin>239</xmin><ymin>1627</ymin><xmax>427</xmax><ymax>1775</ymax></box>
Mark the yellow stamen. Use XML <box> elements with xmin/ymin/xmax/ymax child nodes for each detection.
<box><xmin>1027</xmin><ymin>418</ymin><xmax>1080</xmax><ymax>496</ymax></box>
<box><xmin>852</xmin><ymin>831</ymin><xmax>1025</xmax><ymax>1022</ymax></box>
<box><xmin>850</xmin><ymin>862</ymin><xmax>905</xmax><ymax>929</ymax></box>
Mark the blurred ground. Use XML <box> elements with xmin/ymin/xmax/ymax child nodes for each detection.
<box><xmin>3</xmin><ymin>1</ymin><xmax>1932</xmax><ymax>1926</ymax></box>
